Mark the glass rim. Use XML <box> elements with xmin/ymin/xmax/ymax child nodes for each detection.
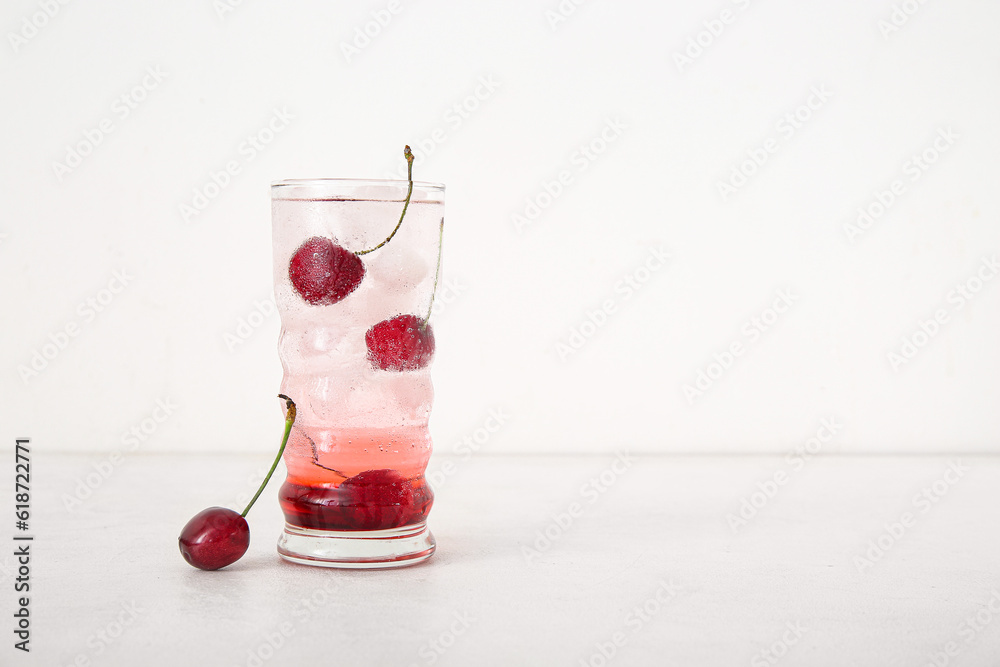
<box><xmin>271</xmin><ymin>178</ymin><xmax>445</xmax><ymax>191</ymax></box>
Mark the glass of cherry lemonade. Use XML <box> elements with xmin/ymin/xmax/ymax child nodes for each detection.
<box><xmin>271</xmin><ymin>176</ymin><xmax>443</xmax><ymax>568</ymax></box>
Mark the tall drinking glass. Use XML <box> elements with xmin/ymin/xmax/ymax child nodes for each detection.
<box><xmin>271</xmin><ymin>178</ymin><xmax>444</xmax><ymax>568</ymax></box>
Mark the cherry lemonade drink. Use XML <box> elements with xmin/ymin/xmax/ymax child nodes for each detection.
<box><xmin>271</xmin><ymin>170</ymin><xmax>443</xmax><ymax>568</ymax></box>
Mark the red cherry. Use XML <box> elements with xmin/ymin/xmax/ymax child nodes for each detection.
<box><xmin>405</xmin><ymin>479</ymin><xmax>435</xmax><ymax>527</ymax></box>
<box><xmin>365</xmin><ymin>314</ymin><xmax>435</xmax><ymax>371</ymax></box>
<box><xmin>339</xmin><ymin>469</ymin><xmax>415</xmax><ymax>530</ymax></box>
<box><xmin>178</xmin><ymin>507</ymin><xmax>249</xmax><ymax>571</ymax></box>
<box><xmin>288</xmin><ymin>236</ymin><xmax>365</xmax><ymax>305</ymax></box>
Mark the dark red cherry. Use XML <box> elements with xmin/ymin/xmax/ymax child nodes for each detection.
<box><xmin>178</xmin><ymin>507</ymin><xmax>249</xmax><ymax>571</ymax></box>
<box><xmin>339</xmin><ymin>469</ymin><xmax>415</xmax><ymax>530</ymax></box>
<box><xmin>288</xmin><ymin>236</ymin><xmax>365</xmax><ymax>305</ymax></box>
<box><xmin>365</xmin><ymin>314</ymin><xmax>435</xmax><ymax>371</ymax></box>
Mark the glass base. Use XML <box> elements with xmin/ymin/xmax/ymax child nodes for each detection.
<box><xmin>277</xmin><ymin>521</ymin><xmax>435</xmax><ymax>569</ymax></box>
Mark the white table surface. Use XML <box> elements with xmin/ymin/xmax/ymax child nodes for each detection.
<box><xmin>9</xmin><ymin>452</ymin><xmax>1000</xmax><ymax>666</ymax></box>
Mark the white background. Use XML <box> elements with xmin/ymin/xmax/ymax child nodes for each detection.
<box><xmin>2</xmin><ymin>0</ymin><xmax>999</xmax><ymax>455</ymax></box>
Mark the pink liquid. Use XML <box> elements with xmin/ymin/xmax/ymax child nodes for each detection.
<box><xmin>273</xmin><ymin>192</ymin><xmax>443</xmax><ymax>533</ymax></box>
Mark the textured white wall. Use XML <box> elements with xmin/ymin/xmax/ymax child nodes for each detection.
<box><xmin>1</xmin><ymin>0</ymin><xmax>998</xmax><ymax>455</ymax></box>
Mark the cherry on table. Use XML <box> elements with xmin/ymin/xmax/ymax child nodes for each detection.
<box><xmin>178</xmin><ymin>395</ymin><xmax>297</xmax><ymax>571</ymax></box>
<box><xmin>178</xmin><ymin>507</ymin><xmax>249</xmax><ymax>571</ymax></box>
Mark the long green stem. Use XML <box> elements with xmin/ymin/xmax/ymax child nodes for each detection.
<box><xmin>421</xmin><ymin>217</ymin><xmax>445</xmax><ymax>327</ymax></box>
<box><xmin>355</xmin><ymin>146</ymin><xmax>414</xmax><ymax>256</ymax></box>
<box><xmin>241</xmin><ymin>394</ymin><xmax>296</xmax><ymax>517</ymax></box>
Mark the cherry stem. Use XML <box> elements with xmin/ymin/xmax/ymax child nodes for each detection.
<box><xmin>241</xmin><ymin>394</ymin><xmax>296</xmax><ymax>518</ymax></box>
<box><xmin>306</xmin><ymin>432</ymin><xmax>345</xmax><ymax>476</ymax></box>
<box><xmin>355</xmin><ymin>146</ymin><xmax>414</xmax><ymax>256</ymax></box>
<box><xmin>422</xmin><ymin>218</ymin><xmax>445</xmax><ymax>327</ymax></box>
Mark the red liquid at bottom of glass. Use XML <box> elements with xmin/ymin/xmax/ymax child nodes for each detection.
<box><xmin>279</xmin><ymin>471</ymin><xmax>434</xmax><ymax>531</ymax></box>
